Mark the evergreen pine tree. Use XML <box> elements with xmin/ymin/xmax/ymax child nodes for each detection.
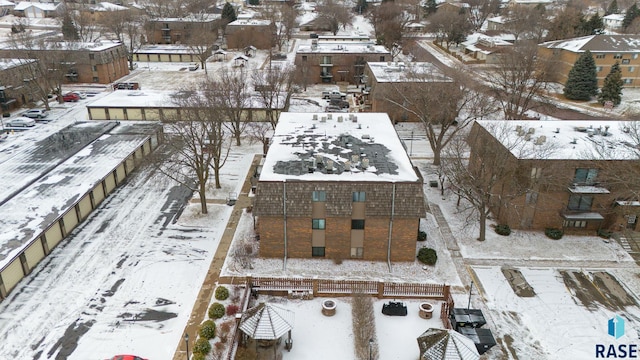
<box><xmin>61</xmin><ymin>14</ymin><xmax>79</xmax><ymax>40</ymax></box>
<box><xmin>423</xmin><ymin>0</ymin><xmax>437</xmax><ymax>16</ymax></box>
<box><xmin>606</xmin><ymin>0</ymin><xmax>618</xmax><ymax>15</ymax></box>
<box><xmin>623</xmin><ymin>3</ymin><xmax>640</xmax><ymax>29</ymax></box>
<box><xmin>221</xmin><ymin>2</ymin><xmax>237</xmax><ymax>24</ymax></box>
<box><xmin>588</xmin><ymin>13</ymin><xmax>605</xmax><ymax>35</ymax></box>
<box><xmin>598</xmin><ymin>62</ymin><xmax>623</xmax><ymax>105</ymax></box>
<box><xmin>564</xmin><ymin>50</ymin><xmax>599</xmax><ymax>101</ymax></box>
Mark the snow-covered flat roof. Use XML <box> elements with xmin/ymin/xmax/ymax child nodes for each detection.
<box><xmin>14</xmin><ymin>1</ymin><xmax>58</xmax><ymax>11</ymax></box>
<box><xmin>367</xmin><ymin>62</ymin><xmax>450</xmax><ymax>83</ymax></box>
<box><xmin>0</xmin><ymin>57</ymin><xmax>35</xmax><ymax>70</ymax></box>
<box><xmin>135</xmin><ymin>44</ymin><xmax>200</xmax><ymax>54</ymax></box>
<box><xmin>1</xmin><ymin>40</ymin><xmax>124</xmax><ymax>52</ymax></box>
<box><xmin>475</xmin><ymin>120</ymin><xmax>640</xmax><ymax>160</ymax></box>
<box><xmin>90</xmin><ymin>2</ymin><xmax>128</xmax><ymax>11</ymax></box>
<box><xmin>539</xmin><ymin>35</ymin><xmax>640</xmax><ymax>53</ymax></box>
<box><xmin>259</xmin><ymin>112</ymin><xmax>418</xmax><ymax>182</ymax></box>
<box><xmin>297</xmin><ymin>41</ymin><xmax>390</xmax><ymax>55</ymax></box>
<box><xmin>153</xmin><ymin>14</ymin><xmax>221</xmax><ymax>22</ymax></box>
<box><xmin>0</xmin><ymin>122</ymin><xmax>116</xmax><ymax>205</ymax></box>
<box><xmin>0</xmin><ymin>124</ymin><xmax>155</xmax><ymax>271</ymax></box>
<box><xmin>228</xmin><ymin>19</ymin><xmax>271</xmax><ymax>26</ymax></box>
<box><xmin>88</xmin><ymin>90</ymin><xmax>286</xmax><ymax>109</ymax></box>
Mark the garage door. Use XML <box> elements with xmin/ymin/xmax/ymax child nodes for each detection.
<box><xmin>1</xmin><ymin>259</ymin><xmax>24</xmax><ymax>294</ymax></box>
<box><xmin>159</xmin><ymin>54</ymin><xmax>171</xmax><ymax>62</ymax></box>
<box><xmin>105</xmin><ymin>172</ymin><xmax>117</xmax><ymax>194</ymax></box>
<box><xmin>116</xmin><ymin>163</ymin><xmax>126</xmax><ymax>184</ymax></box>
<box><xmin>127</xmin><ymin>108</ymin><xmax>143</xmax><ymax>120</ymax></box>
<box><xmin>125</xmin><ymin>154</ymin><xmax>135</xmax><ymax>174</ymax></box>
<box><xmin>45</xmin><ymin>223</ymin><xmax>64</xmax><ymax>248</ymax></box>
<box><xmin>78</xmin><ymin>193</ymin><xmax>93</xmax><ymax>220</ymax></box>
<box><xmin>151</xmin><ymin>133</ymin><xmax>159</xmax><ymax>148</ymax></box>
<box><xmin>93</xmin><ymin>183</ymin><xmax>105</xmax><ymax>205</ymax></box>
<box><xmin>144</xmin><ymin>109</ymin><xmax>160</xmax><ymax>121</ymax></box>
<box><xmin>63</xmin><ymin>208</ymin><xmax>79</xmax><ymax>234</ymax></box>
<box><xmin>24</xmin><ymin>239</ymin><xmax>45</xmax><ymax>270</ymax></box>
<box><xmin>89</xmin><ymin>108</ymin><xmax>107</xmax><ymax>120</ymax></box>
<box><xmin>160</xmin><ymin>109</ymin><xmax>178</xmax><ymax>121</ymax></box>
<box><xmin>108</xmin><ymin>108</ymin><xmax>125</xmax><ymax>121</ymax></box>
<box><xmin>143</xmin><ymin>139</ymin><xmax>152</xmax><ymax>155</ymax></box>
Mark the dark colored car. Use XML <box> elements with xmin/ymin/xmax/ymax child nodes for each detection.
<box><xmin>107</xmin><ymin>355</ymin><xmax>147</xmax><ymax>360</ymax></box>
<box><xmin>62</xmin><ymin>93</ymin><xmax>80</xmax><ymax>102</ymax></box>
<box><xmin>329</xmin><ymin>99</ymin><xmax>350</xmax><ymax>109</ymax></box>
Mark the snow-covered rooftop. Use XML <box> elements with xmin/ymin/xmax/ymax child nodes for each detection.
<box><xmin>475</xmin><ymin>120</ymin><xmax>640</xmax><ymax>160</ymax></box>
<box><xmin>0</xmin><ymin>57</ymin><xmax>34</xmax><ymax>70</ymax></box>
<box><xmin>14</xmin><ymin>1</ymin><xmax>58</xmax><ymax>11</ymax></box>
<box><xmin>539</xmin><ymin>35</ymin><xmax>640</xmax><ymax>53</ymax></box>
<box><xmin>135</xmin><ymin>44</ymin><xmax>200</xmax><ymax>54</ymax></box>
<box><xmin>1</xmin><ymin>39</ymin><xmax>124</xmax><ymax>52</ymax></box>
<box><xmin>227</xmin><ymin>19</ymin><xmax>271</xmax><ymax>26</ymax></box>
<box><xmin>88</xmin><ymin>90</ymin><xmax>287</xmax><ymax>110</ymax></box>
<box><xmin>367</xmin><ymin>62</ymin><xmax>450</xmax><ymax>83</ymax></box>
<box><xmin>152</xmin><ymin>14</ymin><xmax>221</xmax><ymax>22</ymax></box>
<box><xmin>90</xmin><ymin>2</ymin><xmax>128</xmax><ymax>11</ymax></box>
<box><xmin>259</xmin><ymin>112</ymin><xmax>418</xmax><ymax>182</ymax></box>
<box><xmin>0</xmin><ymin>122</ymin><xmax>158</xmax><ymax>272</ymax></box>
<box><xmin>297</xmin><ymin>40</ymin><xmax>390</xmax><ymax>55</ymax></box>
<box><xmin>0</xmin><ymin>0</ymin><xmax>14</xmax><ymax>6</ymax></box>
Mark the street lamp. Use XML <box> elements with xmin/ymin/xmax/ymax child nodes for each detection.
<box><xmin>410</xmin><ymin>130</ymin><xmax>414</xmax><ymax>156</ymax></box>
<box><xmin>369</xmin><ymin>338</ymin><xmax>374</xmax><ymax>360</ymax></box>
<box><xmin>184</xmin><ymin>333</ymin><xmax>190</xmax><ymax>359</ymax></box>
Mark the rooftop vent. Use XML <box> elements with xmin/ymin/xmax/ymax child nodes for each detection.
<box><xmin>516</xmin><ymin>125</ymin><xmax>522</xmax><ymax>132</ymax></box>
<box><xmin>321</xmin><ymin>116</ymin><xmax>326</xmax><ymax>122</ymax></box>
<box><xmin>528</xmin><ymin>127</ymin><xmax>535</xmax><ymax>134</ymax></box>
<box><xmin>326</xmin><ymin>159</ymin><xmax>334</xmax><ymax>172</ymax></box>
<box><xmin>361</xmin><ymin>134</ymin><xmax>370</xmax><ymax>139</ymax></box>
<box><xmin>524</xmin><ymin>133</ymin><xmax>532</xmax><ymax>141</ymax></box>
<box><xmin>534</xmin><ymin>135</ymin><xmax>546</xmax><ymax>145</ymax></box>
<box><xmin>351</xmin><ymin>154</ymin><xmax>359</xmax><ymax>162</ymax></box>
<box><xmin>555</xmin><ymin>127</ymin><xmax>560</xmax><ymax>133</ymax></box>
<box><xmin>337</xmin><ymin>116</ymin><xmax>343</xmax><ymax>123</ymax></box>
<box><xmin>313</xmin><ymin>114</ymin><xmax>318</xmax><ymax>120</ymax></box>
<box><xmin>327</xmin><ymin>114</ymin><xmax>332</xmax><ymax>120</ymax></box>
<box><xmin>361</xmin><ymin>158</ymin><xmax>369</xmax><ymax>169</ymax></box>
<box><xmin>570</xmin><ymin>138</ymin><xmax>578</xmax><ymax>144</ymax></box>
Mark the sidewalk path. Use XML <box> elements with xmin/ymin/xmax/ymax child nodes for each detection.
<box><xmin>172</xmin><ymin>154</ymin><xmax>261</xmax><ymax>360</ymax></box>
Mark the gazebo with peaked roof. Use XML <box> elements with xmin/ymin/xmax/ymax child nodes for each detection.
<box><xmin>417</xmin><ymin>328</ymin><xmax>480</xmax><ymax>360</ymax></box>
<box><xmin>239</xmin><ymin>302</ymin><xmax>295</xmax><ymax>340</ymax></box>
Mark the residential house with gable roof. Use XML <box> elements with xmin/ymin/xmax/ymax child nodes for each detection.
<box><xmin>13</xmin><ymin>1</ymin><xmax>59</xmax><ymax>18</ymax></box>
<box><xmin>253</xmin><ymin>112</ymin><xmax>426</xmax><ymax>261</ymax></box>
<box><xmin>538</xmin><ymin>35</ymin><xmax>640</xmax><ymax>87</ymax></box>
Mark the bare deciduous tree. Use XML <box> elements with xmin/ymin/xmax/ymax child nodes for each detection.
<box><xmin>316</xmin><ymin>0</ymin><xmax>352</xmax><ymax>35</ymax></box>
<box><xmin>157</xmin><ymin>83</ymin><xmax>232</xmax><ymax>213</ymax></box>
<box><xmin>99</xmin><ymin>10</ymin><xmax>146</xmax><ymax>70</ymax></box>
<box><xmin>486</xmin><ymin>40</ymin><xmax>554</xmax><ymax>120</ymax></box>
<box><xmin>251</xmin><ymin>64</ymin><xmax>296</xmax><ymax>129</ymax></box>
<box><xmin>185</xmin><ymin>29</ymin><xmax>218</xmax><ymax>73</ymax></box>
<box><xmin>504</xmin><ymin>4</ymin><xmax>547</xmax><ymax>42</ymax></box>
<box><xmin>442</xmin><ymin>122</ymin><xmax>558</xmax><ymax>241</ymax></box>
<box><xmin>215</xmin><ymin>68</ymin><xmax>250</xmax><ymax>146</ymax></box>
<box><xmin>367</xmin><ymin>2</ymin><xmax>413</xmax><ymax>60</ymax></box>
<box><xmin>466</xmin><ymin>0</ymin><xmax>501</xmax><ymax>31</ymax></box>
<box><xmin>426</xmin><ymin>10</ymin><xmax>472</xmax><ymax>50</ymax></box>
<box><xmin>384</xmin><ymin>66</ymin><xmax>496</xmax><ymax>165</ymax></box>
<box><xmin>351</xmin><ymin>293</ymin><xmax>378</xmax><ymax>360</ymax></box>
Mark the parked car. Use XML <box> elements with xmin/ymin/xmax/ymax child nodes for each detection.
<box><xmin>70</xmin><ymin>91</ymin><xmax>87</xmax><ymax>99</ymax></box>
<box><xmin>325</xmin><ymin>105</ymin><xmax>347</xmax><ymax>113</ymax></box>
<box><xmin>5</xmin><ymin>117</ymin><xmax>36</xmax><ymax>127</ymax></box>
<box><xmin>329</xmin><ymin>98</ymin><xmax>350</xmax><ymax>109</ymax></box>
<box><xmin>188</xmin><ymin>63</ymin><xmax>199</xmax><ymax>71</ymax></box>
<box><xmin>322</xmin><ymin>90</ymin><xmax>347</xmax><ymax>100</ymax></box>
<box><xmin>113</xmin><ymin>82</ymin><xmax>140</xmax><ymax>90</ymax></box>
<box><xmin>62</xmin><ymin>93</ymin><xmax>80</xmax><ymax>102</ymax></box>
<box><xmin>23</xmin><ymin>109</ymin><xmax>48</xmax><ymax>119</ymax></box>
<box><xmin>106</xmin><ymin>356</ymin><xmax>147</xmax><ymax>360</ymax></box>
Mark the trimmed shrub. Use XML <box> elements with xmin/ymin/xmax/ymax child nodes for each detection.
<box><xmin>193</xmin><ymin>338</ymin><xmax>212</xmax><ymax>355</ymax></box>
<box><xmin>226</xmin><ymin>304</ymin><xmax>240</xmax><ymax>316</ymax></box>
<box><xmin>208</xmin><ymin>302</ymin><xmax>225</xmax><ymax>319</ymax></box>
<box><xmin>417</xmin><ymin>247</ymin><xmax>437</xmax><ymax>265</ymax></box>
<box><xmin>215</xmin><ymin>286</ymin><xmax>230</xmax><ymax>300</ymax></box>
<box><xmin>417</xmin><ymin>230</ymin><xmax>427</xmax><ymax>241</ymax></box>
<box><xmin>545</xmin><ymin>228</ymin><xmax>564</xmax><ymax>240</ymax></box>
<box><xmin>495</xmin><ymin>224</ymin><xmax>511</xmax><ymax>236</ymax></box>
<box><xmin>199</xmin><ymin>320</ymin><xmax>216</xmax><ymax>339</ymax></box>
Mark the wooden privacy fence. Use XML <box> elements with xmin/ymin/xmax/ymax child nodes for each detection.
<box><xmin>219</xmin><ymin>275</ymin><xmax>449</xmax><ymax>300</ymax></box>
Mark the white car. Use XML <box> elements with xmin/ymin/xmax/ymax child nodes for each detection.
<box><xmin>70</xmin><ymin>91</ymin><xmax>87</xmax><ymax>99</ymax></box>
<box><xmin>5</xmin><ymin>117</ymin><xmax>36</xmax><ymax>127</ymax></box>
<box><xmin>23</xmin><ymin>109</ymin><xmax>48</xmax><ymax>119</ymax></box>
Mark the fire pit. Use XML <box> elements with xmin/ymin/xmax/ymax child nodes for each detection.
<box><xmin>419</xmin><ymin>302</ymin><xmax>434</xmax><ymax>319</ymax></box>
<box><xmin>322</xmin><ymin>299</ymin><xmax>337</xmax><ymax>316</ymax></box>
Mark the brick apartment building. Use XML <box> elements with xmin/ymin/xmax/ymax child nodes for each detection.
<box><xmin>294</xmin><ymin>39</ymin><xmax>391</xmax><ymax>85</ymax></box>
<box><xmin>0</xmin><ymin>58</ymin><xmax>42</xmax><ymax>111</ymax></box>
<box><xmin>253</xmin><ymin>112</ymin><xmax>426</xmax><ymax>262</ymax></box>
<box><xmin>0</xmin><ymin>40</ymin><xmax>129</xmax><ymax>84</ymax></box>
<box><xmin>470</xmin><ymin>120</ymin><xmax>640</xmax><ymax>234</ymax></box>
<box><xmin>225</xmin><ymin>19</ymin><xmax>273</xmax><ymax>50</ymax></box>
<box><xmin>538</xmin><ymin>35</ymin><xmax>640</xmax><ymax>87</ymax></box>
<box><xmin>146</xmin><ymin>15</ymin><xmax>222</xmax><ymax>44</ymax></box>
<box><xmin>364</xmin><ymin>62</ymin><xmax>451</xmax><ymax>123</ymax></box>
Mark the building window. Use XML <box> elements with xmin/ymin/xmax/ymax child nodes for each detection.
<box><xmin>624</xmin><ymin>79</ymin><xmax>634</xmax><ymax>84</ymax></box>
<box><xmin>622</xmin><ymin>59</ymin><xmax>630</xmax><ymax>64</ymax></box>
<box><xmin>92</xmin><ymin>65</ymin><xmax>98</xmax><ymax>71</ymax></box>
<box><xmin>597</xmin><ymin>66</ymin><xmax>603</xmax><ymax>72</ymax></box>
<box><xmin>530</xmin><ymin>167</ymin><xmax>542</xmax><ymax>180</ymax></box>
<box><xmin>380</xmin><ymin>56</ymin><xmax>385</xmax><ymax>61</ymax></box>
<box><xmin>614</xmin><ymin>53</ymin><xmax>623</xmax><ymax>59</ymax></box>
<box><xmin>302</xmin><ymin>55</ymin><xmax>307</xmax><ymax>61</ymax></box>
<box><xmin>630</xmin><ymin>67</ymin><xmax>635</xmax><ymax>72</ymax></box>
<box><xmin>89</xmin><ymin>53</ymin><xmax>94</xmax><ymax>60</ymax></box>
<box><xmin>351</xmin><ymin>219</ymin><xmax>365</xmax><ymax>229</ymax></box>
<box><xmin>634</xmin><ymin>53</ymin><xmax>639</xmax><ymax>59</ymax></box>
<box><xmin>573</xmin><ymin>168</ymin><xmax>597</xmax><ymax>185</ymax></box>
<box><xmin>93</xmin><ymin>77</ymin><xmax>99</xmax><ymax>82</ymax></box>
<box><xmin>352</xmin><ymin>191</ymin><xmax>366</xmax><ymax>202</ymax></box>
<box><xmin>312</xmin><ymin>247</ymin><xmax>325</xmax><ymax>257</ymax></box>
<box><xmin>596</xmin><ymin>54</ymin><xmax>605</xmax><ymax>59</ymax></box>
<box><xmin>563</xmin><ymin>220</ymin><xmax>587</xmax><ymax>228</ymax></box>
<box><xmin>525</xmin><ymin>191</ymin><xmax>538</xmax><ymax>205</ymax></box>
<box><xmin>351</xmin><ymin>247</ymin><xmax>363</xmax><ymax>258</ymax></box>
<box><xmin>568</xmin><ymin>195</ymin><xmax>593</xmax><ymax>211</ymax></box>
<box><xmin>312</xmin><ymin>219</ymin><xmax>325</xmax><ymax>229</ymax></box>
<box><xmin>321</xmin><ymin>56</ymin><xmax>332</xmax><ymax>64</ymax></box>
<box><xmin>312</xmin><ymin>190</ymin><xmax>326</xmax><ymax>202</ymax></box>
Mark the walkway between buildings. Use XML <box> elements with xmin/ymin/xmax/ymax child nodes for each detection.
<box><xmin>172</xmin><ymin>155</ymin><xmax>261</xmax><ymax>360</ymax></box>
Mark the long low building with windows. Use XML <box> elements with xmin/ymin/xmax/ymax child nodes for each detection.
<box><xmin>0</xmin><ymin>121</ymin><xmax>162</xmax><ymax>300</ymax></box>
<box><xmin>253</xmin><ymin>112</ymin><xmax>426</xmax><ymax>262</ymax></box>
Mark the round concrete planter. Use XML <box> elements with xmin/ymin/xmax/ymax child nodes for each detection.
<box><xmin>322</xmin><ymin>299</ymin><xmax>337</xmax><ymax>316</ymax></box>
<box><xmin>419</xmin><ymin>302</ymin><xmax>434</xmax><ymax>319</ymax></box>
